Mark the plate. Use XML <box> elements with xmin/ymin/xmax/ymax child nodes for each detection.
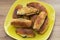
<box><xmin>4</xmin><ymin>0</ymin><xmax>55</xmax><ymax>40</ymax></box>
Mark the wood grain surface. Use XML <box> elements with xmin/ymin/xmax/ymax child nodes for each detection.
<box><xmin>0</xmin><ymin>0</ymin><xmax>60</xmax><ymax>40</ymax></box>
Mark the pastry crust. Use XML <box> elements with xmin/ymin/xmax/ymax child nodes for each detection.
<box><xmin>38</xmin><ymin>17</ymin><xmax>48</xmax><ymax>34</ymax></box>
<box><xmin>13</xmin><ymin>5</ymin><xmax>23</xmax><ymax>18</ymax></box>
<box><xmin>33</xmin><ymin>11</ymin><xmax>47</xmax><ymax>30</ymax></box>
<box><xmin>17</xmin><ymin>7</ymin><xmax>38</xmax><ymax>15</ymax></box>
<box><xmin>31</xmin><ymin>15</ymin><xmax>38</xmax><ymax>23</ymax></box>
<box><xmin>27</xmin><ymin>2</ymin><xmax>46</xmax><ymax>12</ymax></box>
<box><xmin>16</xmin><ymin>28</ymin><xmax>35</xmax><ymax>38</ymax></box>
<box><xmin>11</xmin><ymin>18</ymin><xmax>32</xmax><ymax>28</ymax></box>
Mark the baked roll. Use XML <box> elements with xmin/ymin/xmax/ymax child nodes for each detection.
<box><xmin>33</xmin><ymin>11</ymin><xmax>47</xmax><ymax>30</ymax></box>
<box><xmin>16</xmin><ymin>28</ymin><xmax>35</xmax><ymax>38</ymax></box>
<box><xmin>27</xmin><ymin>2</ymin><xmax>46</xmax><ymax>12</ymax></box>
<box><xmin>17</xmin><ymin>7</ymin><xmax>38</xmax><ymax>15</ymax></box>
<box><xmin>11</xmin><ymin>18</ymin><xmax>32</xmax><ymax>28</ymax></box>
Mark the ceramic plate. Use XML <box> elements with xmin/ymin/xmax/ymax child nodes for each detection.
<box><xmin>4</xmin><ymin>0</ymin><xmax>55</xmax><ymax>40</ymax></box>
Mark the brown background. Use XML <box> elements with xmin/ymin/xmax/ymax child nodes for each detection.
<box><xmin>0</xmin><ymin>0</ymin><xmax>60</xmax><ymax>40</ymax></box>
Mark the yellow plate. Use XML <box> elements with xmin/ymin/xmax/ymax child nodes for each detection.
<box><xmin>4</xmin><ymin>0</ymin><xmax>55</xmax><ymax>40</ymax></box>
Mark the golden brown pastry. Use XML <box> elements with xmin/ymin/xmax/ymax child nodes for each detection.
<box><xmin>17</xmin><ymin>7</ymin><xmax>38</xmax><ymax>15</ymax></box>
<box><xmin>38</xmin><ymin>17</ymin><xmax>48</xmax><ymax>34</ymax></box>
<box><xmin>27</xmin><ymin>2</ymin><xmax>46</xmax><ymax>12</ymax></box>
<box><xmin>13</xmin><ymin>5</ymin><xmax>23</xmax><ymax>18</ymax></box>
<box><xmin>33</xmin><ymin>11</ymin><xmax>47</xmax><ymax>30</ymax></box>
<box><xmin>11</xmin><ymin>18</ymin><xmax>32</xmax><ymax>28</ymax></box>
<box><xmin>16</xmin><ymin>28</ymin><xmax>35</xmax><ymax>38</ymax></box>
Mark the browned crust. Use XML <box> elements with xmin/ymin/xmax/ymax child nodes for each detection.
<box><xmin>31</xmin><ymin>15</ymin><xmax>38</xmax><ymax>23</ymax></box>
<box><xmin>16</xmin><ymin>28</ymin><xmax>35</xmax><ymax>37</ymax></box>
<box><xmin>17</xmin><ymin>7</ymin><xmax>38</xmax><ymax>16</ymax></box>
<box><xmin>33</xmin><ymin>11</ymin><xmax>47</xmax><ymax>30</ymax></box>
<box><xmin>11</xmin><ymin>18</ymin><xmax>32</xmax><ymax>28</ymax></box>
<box><xmin>38</xmin><ymin>17</ymin><xmax>48</xmax><ymax>34</ymax></box>
<box><xmin>27</xmin><ymin>2</ymin><xmax>47</xmax><ymax>12</ymax></box>
<box><xmin>13</xmin><ymin>5</ymin><xmax>23</xmax><ymax>18</ymax></box>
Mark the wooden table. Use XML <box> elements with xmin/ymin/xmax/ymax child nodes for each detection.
<box><xmin>0</xmin><ymin>0</ymin><xmax>60</xmax><ymax>40</ymax></box>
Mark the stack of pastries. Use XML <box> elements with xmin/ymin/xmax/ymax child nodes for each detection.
<box><xmin>11</xmin><ymin>2</ymin><xmax>48</xmax><ymax>38</ymax></box>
